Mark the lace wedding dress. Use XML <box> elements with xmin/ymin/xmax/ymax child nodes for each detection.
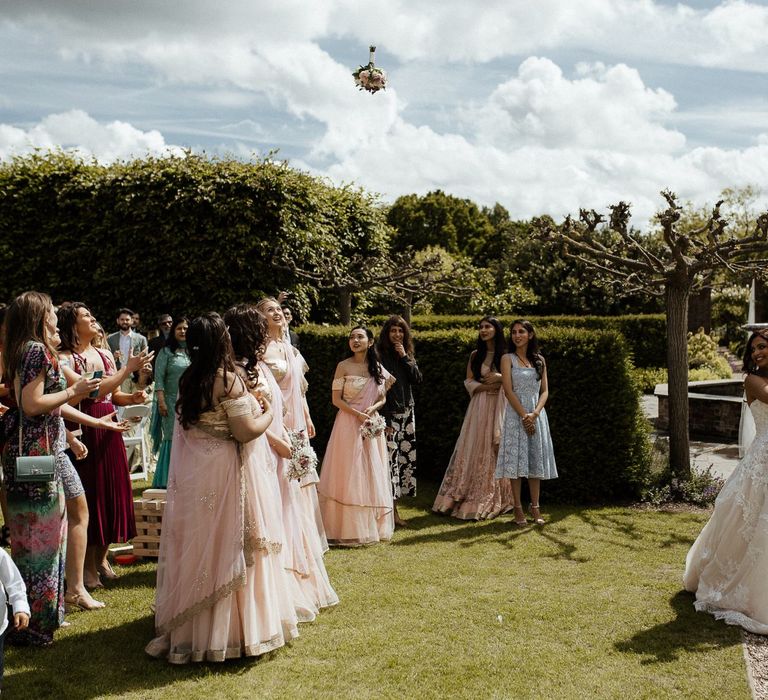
<box><xmin>684</xmin><ymin>399</ymin><xmax>768</xmax><ymax>634</ymax></box>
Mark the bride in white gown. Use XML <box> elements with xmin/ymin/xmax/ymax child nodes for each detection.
<box><xmin>684</xmin><ymin>329</ymin><xmax>768</xmax><ymax>634</ymax></box>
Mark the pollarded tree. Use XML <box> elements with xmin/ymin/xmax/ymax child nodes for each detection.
<box><xmin>535</xmin><ymin>190</ymin><xmax>768</xmax><ymax>479</ymax></box>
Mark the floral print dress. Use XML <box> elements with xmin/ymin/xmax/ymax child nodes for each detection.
<box><xmin>1</xmin><ymin>341</ymin><xmax>67</xmax><ymax>645</ymax></box>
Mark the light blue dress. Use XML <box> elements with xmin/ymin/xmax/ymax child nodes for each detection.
<box><xmin>150</xmin><ymin>344</ymin><xmax>190</xmax><ymax>488</ymax></box>
<box><xmin>495</xmin><ymin>353</ymin><xmax>557</xmax><ymax>480</ymax></box>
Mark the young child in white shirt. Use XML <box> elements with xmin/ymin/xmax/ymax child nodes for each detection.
<box><xmin>0</xmin><ymin>548</ymin><xmax>30</xmax><ymax>690</ymax></box>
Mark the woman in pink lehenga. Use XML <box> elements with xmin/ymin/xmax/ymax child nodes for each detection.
<box><xmin>433</xmin><ymin>317</ymin><xmax>514</xmax><ymax>520</ymax></box>
<box><xmin>147</xmin><ymin>313</ymin><xmax>298</xmax><ymax>664</ymax></box>
<box><xmin>258</xmin><ymin>300</ymin><xmax>328</xmax><ymax>549</ymax></box>
<box><xmin>224</xmin><ymin>305</ymin><xmax>338</xmax><ymax>621</ymax></box>
<box><xmin>318</xmin><ymin>326</ymin><xmax>395</xmax><ymax>546</ymax></box>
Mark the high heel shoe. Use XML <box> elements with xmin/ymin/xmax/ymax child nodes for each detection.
<box><xmin>97</xmin><ymin>563</ymin><xmax>118</xmax><ymax>581</ymax></box>
<box><xmin>529</xmin><ymin>503</ymin><xmax>545</xmax><ymax>525</ymax></box>
<box><xmin>65</xmin><ymin>592</ymin><xmax>106</xmax><ymax>612</ymax></box>
<box><xmin>513</xmin><ymin>505</ymin><xmax>528</xmax><ymax>527</ymax></box>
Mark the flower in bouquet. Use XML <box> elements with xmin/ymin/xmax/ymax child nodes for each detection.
<box><xmin>353</xmin><ymin>45</ymin><xmax>387</xmax><ymax>93</ymax></box>
<box><xmin>360</xmin><ymin>413</ymin><xmax>387</xmax><ymax>440</ymax></box>
<box><xmin>287</xmin><ymin>429</ymin><xmax>318</xmax><ymax>481</ymax></box>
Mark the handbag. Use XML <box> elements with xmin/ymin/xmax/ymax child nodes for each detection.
<box><xmin>14</xmin><ymin>377</ymin><xmax>56</xmax><ymax>483</ymax></box>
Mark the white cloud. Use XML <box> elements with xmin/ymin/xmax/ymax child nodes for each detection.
<box><xmin>320</xmin><ymin>119</ymin><xmax>768</xmax><ymax>226</ymax></box>
<box><xmin>6</xmin><ymin>1</ymin><xmax>768</xmax><ymax>72</ymax></box>
<box><xmin>463</xmin><ymin>58</ymin><xmax>684</xmax><ymax>153</ymax></box>
<box><xmin>0</xmin><ymin>110</ymin><xmax>183</xmax><ymax>162</ymax></box>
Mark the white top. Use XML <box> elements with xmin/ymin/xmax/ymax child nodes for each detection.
<box><xmin>0</xmin><ymin>548</ymin><xmax>30</xmax><ymax>635</ymax></box>
<box><xmin>119</xmin><ymin>330</ymin><xmax>133</xmax><ymax>365</ymax></box>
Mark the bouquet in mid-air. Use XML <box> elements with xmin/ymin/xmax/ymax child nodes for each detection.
<box><xmin>353</xmin><ymin>45</ymin><xmax>387</xmax><ymax>93</ymax></box>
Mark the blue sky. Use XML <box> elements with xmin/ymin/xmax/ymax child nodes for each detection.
<box><xmin>2</xmin><ymin>0</ymin><xmax>768</xmax><ymax>224</ymax></box>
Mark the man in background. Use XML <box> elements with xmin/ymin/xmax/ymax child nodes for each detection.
<box><xmin>107</xmin><ymin>307</ymin><xmax>148</xmax><ymax>375</ymax></box>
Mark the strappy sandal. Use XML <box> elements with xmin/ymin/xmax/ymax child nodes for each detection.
<box><xmin>513</xmin><ymin>505</ymin><xmax>528</xmax><ymax>527</ymax></box>
<box><xmin>65</xmin><ymin>592</ymin><xmax>106</xmax><ymax>612</ymax></box>
<box><xmin>529</xmin><ymin>503</ymin><xmax>545</xmax><ymax>525</ymax></box>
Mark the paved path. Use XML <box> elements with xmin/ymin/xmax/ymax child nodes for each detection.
<box><xmin>641</xmin><ymin>394</ymin><xmax>740</xmax><ymax>480</ymax></box>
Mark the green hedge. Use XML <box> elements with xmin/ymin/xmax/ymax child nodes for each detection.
<box><xmin>367</xmin><ymin>314</ymin><xmax>667</xmax><ymax>368</ymax></box>
<box><xmin>0</xmin><ymin>152</ymin><xmax>388</xmax><ymax>323</ymax></box>
<box><xmin>300</xmin><ymin>324</ymin><xmax>651</xmax><ymax>503</ymax></box>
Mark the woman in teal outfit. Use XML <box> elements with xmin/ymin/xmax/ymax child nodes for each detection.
<box><xmin>150</xmin><ymin>317</ymin><xmax>189</xmax><ymax>488</ymax></box>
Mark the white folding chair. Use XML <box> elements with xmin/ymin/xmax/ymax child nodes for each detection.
<box><xmin>121</xmin><ymin>404</ymin><xmax>152</xmax><ymax>481</ymax></box>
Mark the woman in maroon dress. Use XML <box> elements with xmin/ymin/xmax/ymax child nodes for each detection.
<box><xmin>57</xmin><ymin>302</ymin><xmax>152</xmax><ymax>589</ymax></box>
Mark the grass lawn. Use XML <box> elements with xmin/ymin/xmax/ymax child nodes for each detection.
<box><xmin>5</xmin><ymin>483</ymin><xmax>749</xmax><ymax>700</ymax></box>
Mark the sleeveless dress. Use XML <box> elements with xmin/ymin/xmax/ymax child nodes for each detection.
<box><xmin>256</xmin><ymin>362</ymin><xmax>338</xmax><ymax>617</ymax></box>
<box><xmin>147</xmin><ymin>394</ymin><xmax>299</xmax><ymax>663</ymax></box>
<box><xmin>432</xmin><ymin>359</ymin><xmax>514</xmax><ymax>520</ymax></box>
<box><xmin>495</xmin><ymin>353</ymin><xmax>557</xmax><ymax>480</ymax></box>
<box><xmin>150</xmin><ymin>345</ymin><xmax>191</xmax><ymax>488</ymax></box>
<box><xmin>318</xmin><ymin>372</ymin><xmax>395</xmax><ymax>546</ymax></box>
<box><xmin>683</xmin><ymin>399</ymin><xmax>768</xmax><ymax>634</ymax></box>
<box><xmin>69</xmin><ymin>348</ymin><xmax>136</xmax><ymax>545</ymax></box>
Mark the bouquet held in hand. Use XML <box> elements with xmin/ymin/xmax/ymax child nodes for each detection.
<box><xmin>287</xmin><ymin>430</ymin><xmax>317</xmax><ymax>481</ymax></box>
<box><xmin>360</xmin><ymin>413</ymin><xmax>386</xmax><ymax>440</ymax></box>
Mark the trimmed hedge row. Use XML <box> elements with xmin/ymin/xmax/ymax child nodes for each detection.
<box><xmin>367</xmin><ymin>314</ymin><xmax>667</xmax><ymax>368</ymax></box>
<box><xmin>299</xmin><ymin>324</ymin><xmax>651</xmax><ymax>503</ymax></box>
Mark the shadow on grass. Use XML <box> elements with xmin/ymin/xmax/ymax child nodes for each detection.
<box><xmin>615</xmin><ymin>590</ymin><xmax>742</xmax><ymax>663</ymax></box>
<box><xmin>98</xmin><ymin>566</ymin><xmax>158</xmax><ymax>591</ymax></box>
<box><xmin>7</xmin><ymin>615</ymin><xmax>286</xmax><ymax>700</ymax></box>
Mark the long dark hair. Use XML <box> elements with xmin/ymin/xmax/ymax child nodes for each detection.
<box><xmin>56</xmin><ymin>301</ymin><xmax>90</xmax><ymax>352</ymax></box>
<box><xmin>508</xmin><ymin>319</ymin><xmax>545</xmax><ymax>379</ymax></box>
<box><xmin>349</xmin><ymin>326</ymin><xmax>383</xmax><ymax>384</ymax></box>
<box><xmin>743</xmin><ymin>330</ymin><xmax>768</xmax><ymax>375</ymax></box>
<box><xmin>165</xmin><ymin>316</ymin><xmax>190</xmax><ymax>354</ymax></box>
<box><xmin>4</xmin><ymin>291</ymin><xmax>58</xmax><ymax>387</ymax></box>
<box><xmin>223</xmin><ymin>304</ymin><xmax>268</xmax><ymax>387</ymax></box>
<box><xmin>470</xmin><ymin>316</ymin><xmax>505</xmax><ymax>381</ymax></box>
<box><xmin>377</xmin><ymin>315</ymin><xmax>415</xmax><ymax>358</ymax></box>
<box><xmin>177</xmin><ymin>313</ymin><xmax>239</xmax><ymax>428</ymax></box>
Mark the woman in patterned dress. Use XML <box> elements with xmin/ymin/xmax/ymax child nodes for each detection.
<box><xmin>1</xmin><ymin>292</ymin><xmax>126</xmax><ymax>643</ymax></box>
<box><xmin>377</xmin><ymin>316</ymin><xmax>421</xmax><ymax>527</ymax></box>
<box><xmin>495</xmin><ymin>320</ymin><xmax>557</xmax><ymax>526</ymax></box>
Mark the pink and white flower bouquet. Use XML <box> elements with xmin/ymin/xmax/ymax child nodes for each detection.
<box><xmin>287</xmin><ymin>429</ymin><xmax>318</xmax><ymax>481</ymax></box>
<box><xmin>360</xmin><ymin>413</ymin><xmax>386</xmax><ymax>440</ymax></box>
<box><xmin>353</xmin><ymin>45</ymin><xmax>387</xmax><ymax>93</ymax></box>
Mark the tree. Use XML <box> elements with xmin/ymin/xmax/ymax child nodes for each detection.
<box><xmin>535</xmin><ymin>191</ymin><xmax>768</xmax><ymax>479</ymax></box>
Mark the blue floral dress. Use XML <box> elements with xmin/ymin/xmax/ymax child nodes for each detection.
<box><xmin>1</xmin><ymin>342</ymin><xmax>67</xmax><ymax>645</ymax></box>
<box><xmin>495</xmin><ymin>354</ymin><xmax>557</xmax><ymax>480</ymax></box>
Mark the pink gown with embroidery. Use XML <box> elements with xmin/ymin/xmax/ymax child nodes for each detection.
<box><xmin>318</xmin><ymin>371</ymin><xmax>395</xmax><ymax>546</ymax></box>
<box><xmin>257</xmin><ymin>362</ymin><xmax>338</xmax><ymax>618</ymax></box>
<box><xmin>432</xmin><ymin>358</ymin><xmax>514</xmax><ymax>520</ymax></box>
<box><xmin>146</xmin><ymin>393</ymin><xmax>298</xmax><ymax>664</ymax></box>
<box><xmin>263</xmin><ymin>342</ymin><xmax>329</xmax><ymax>553</ymax></box>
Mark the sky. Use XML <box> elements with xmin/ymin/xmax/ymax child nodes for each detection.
<box><xmin>1</xmin><ymin>0</ymin><xmax>768</xmax><ymax>226</ymax></box>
